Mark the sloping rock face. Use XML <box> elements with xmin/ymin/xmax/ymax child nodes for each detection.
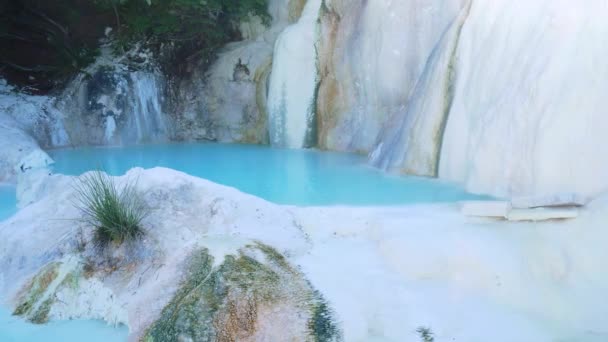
<box><xmin>0</xmin><ymin>80</ymin><xmax>55</xmax><ymax>184</ymax></box>
<box><xmin>11</xmin><ymin>256</ymin><xmax>128</xmax><ymax>325</ymax></box>
<box><xmin>0</xmin><ymin>168</ymin><xmax>340</xmax><ymax>341</ymax></box>
<box><xmin>314</xmin><ymin>0</ymin><xmax>608</xmax><ymax>199</ymax></box>
<box><xmin>144</xmin><ymin>245</ymin><xmax>338</xmax><ymax>342</ymax></box>
<box><xmin>0</xmin><ymin>120</ymin><xmax>53</xmax><ymax>184</ymax></box>
<box><xmin>315</xmin><ymin>0</ymin><xmax>465</xmax><ymax>153</ymax></box>
<box><xmin>13</xmin><ymin>245</ymin><xmax>339</xmax><ymax>342</ymax></box>
<box><xmin>0</xmin><ymin>80</ymin><xmax>68</xmax><ymax>149</ymax></box>
<box><xmin>4</xmin><ymin>167</ymin><xmax>608</xmax><ymax>341</ymax></box>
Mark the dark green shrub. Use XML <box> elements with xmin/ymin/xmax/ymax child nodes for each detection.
<box><xmin>416</xmin><ymin>326</ymin><xmax>435</xmax><ymax>342</ymax></box>
<box><xmin>0</xmin><ymin>0</ymin><xmax>270</xmax><ymax>91</ymax></box>
<box><xmin>74</xmin><ymin>171</ymin><xmax>148</xmax><ymax>249</ymax></box>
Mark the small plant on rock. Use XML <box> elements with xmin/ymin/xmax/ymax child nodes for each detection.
<box><xmin>416</xmin><ymin>326</ymin><xmax>435</xmax><ymax>342</ymax></box>
<box><xmin>74</xmin><ymin>171</ymin><xmax>148</xmax><ymax>249</ymax></box>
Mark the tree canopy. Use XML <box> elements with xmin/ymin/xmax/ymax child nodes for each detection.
<box><xmin>0</xmin><ymin>0</ymin><xmax>269</xmax><ymax>92</ymax></box>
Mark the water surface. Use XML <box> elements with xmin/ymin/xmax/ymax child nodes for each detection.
<box><xmin>49</xmin><ymin>143</ymin><xmax>485</xmax><ymax>206</ymax></box>
<box><xmin>0</xmin><ymin>185</ymin><xmax>16</xmax><ymax>221</ymax></box>
<box><xmin>0</xmin><ymin>308</ymin><xmax>127</xmax><ymax>342</ymax></box>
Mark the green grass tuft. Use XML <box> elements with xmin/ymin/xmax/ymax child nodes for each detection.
<box><xmin>74</xmin><ymin>171</ymin><xmax>148</xmax><ymax>249</ymax></box>
<box><xmin>416</xmin><ymin>326</ymin><xmax>435</xmax><ymax>342</ymax></box>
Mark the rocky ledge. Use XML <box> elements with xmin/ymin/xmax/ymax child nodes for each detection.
<box><xmin>0</xmin><ymin>168</ymin><xmax>340</xmax><ymax>341</ymax></box>
<box><xmin>2</xmin><ymin>168</ymin><xmax>608</xmax><ymax>341</ymax></box>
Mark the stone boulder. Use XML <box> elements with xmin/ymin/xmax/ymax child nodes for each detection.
<box><xmin>0</xmin><ymin>168</ymin><xmax>340</xmax><ymax>341</ymax></box>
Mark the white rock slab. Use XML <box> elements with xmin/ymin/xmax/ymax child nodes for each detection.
<box><xmin>506</xmin><ymin>207</ymin><xmax>579</xmax><ymax>222</ymax></box>
<box><xmin>2</xmin><ymin>168</ymin><xmax>608</xmax><ymax>341</ymax></box>
<box><xmin>511</xmin><ymin>193</ymin><xmax>588</xmax><ymax>209</ymax></box>
<box><xmin>460</xmin><ymin>200</ymin><xmax>511</xmax><ymax>218</ymax></box>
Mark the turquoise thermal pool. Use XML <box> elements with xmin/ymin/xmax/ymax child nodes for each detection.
<box><xmin>0</xmin><ymin>186</ymin><xmax>16</xmax><ymax>221</ymax></box>
<box><xmin>0</xmin><ymin>143</ymin><xmax>483</xmax><ymax>342</ymax></box>
<box><xmin>48</xmin><ymin>143</ymin><xmax>485</xmax><ymax>206</ymax></box>
<box><xmin>0</xmin><ymin>308</ymin><xmax>127</xmax><ymax>342</ymax></box>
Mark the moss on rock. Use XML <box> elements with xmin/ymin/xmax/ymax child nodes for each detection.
<box><xmin>12</xmin><ymin>258</ymin><xmax>86</xmax><ymax>324</ymax></box>
<box><xmin>13</xmin><ymin>262</ymin><xmax>61</xmax><ymax>318</ymax></box>
<box><xmin>144</xmin><ymin>243</ymin><xmax>341</xmax><ymax>342</ymax></box>
<box><xmin>30</xmin><ymin>297</ymin><xmax>54</xmax><ymax>324</ymax></box>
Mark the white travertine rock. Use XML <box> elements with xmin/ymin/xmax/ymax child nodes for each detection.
<box><xmin>0</xmin><ymin>116</ymin><xmax>54</xmax><ymax>184</ymax></box>
<box><xmin>439</xmin><ymin>0</ymin><xmax>608</xmax><ymax>198</ymax></box>
<box><xmin>460</xmin><ymin>201</ymin><xmax>511</xmax><ymax>218</ymax></box>
<box><xmin>313</xmin><ymin>0</ymin><xmax>608</xmax><ymax>200</ymax></box>
<box><xmin>1</xmin><ymin>168</ymin><xmax>311</xmax><ymax>340</ymax></box>
<box><xmin>16</xmin><ymin>167</ymin><xmax>53</xmax><ymax>208</ymax></box>
<box><xmin>174</xmin><ymin>0</ymin><xmax>301</xmax><ymax>144</ymax></box>
<box><xmin>316</xmin><ymin>0</ymin><xmax>465</xmax><ymax>153</ymax></box>
<box><xmin>57</xmin><ymin>63</ymin><xmax>169</xmax><ymax>146</ymax></box>
<box><xmin>14</xmin><ymin>149</ymin><xmax>53</xmax><ymax>175</ymax></box>
<box><xmin>511</xmin><ymin>193</ymin><xmax>589</xmax><ymax>209</ymax></box>
<box><xmin>2</xmin><ymin>168</ymin><xmax>608</xmax><ymax>341</ymax></box>
<box><xmin>506</xmin><ymin>208</ymin><xmax>579</xmax><ymax>222</ymax></box>
<box><xmin>369</xmin><ymin>0</ymin><xmax>472</xmax><ymax>176</ymax></box>
<box><xmin>0</xmin><ymin>79</ymin><xmax>68</xmax><ymax>148</ymax></box>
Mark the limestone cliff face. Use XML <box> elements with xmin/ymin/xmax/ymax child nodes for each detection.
<box><xmin>315</xmin><ymin>0</ymin><xmax>608</xmax><ymax>198</ymax></box>
<box><xmin>368</xmin><ymin>0</ymin><xmax>472</xmax><ymax>177</ymax></box>
<box><xmin>438</xmin><ymin>0</ymin><xmax>608</xmax><ymax>198</ymax></box>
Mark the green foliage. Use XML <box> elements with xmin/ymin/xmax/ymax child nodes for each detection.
<box><xmin>1</xmin><ymin>0</ymin><xmax>269</xmax><ymax>91</ymax></box>
<box><xmin>98</xmin><ymin>0</ymin><xmax>270</xmax><ymax>61</ymax></box>
<box><xmin>416</xmin><ymin>326</ymin><xmax>435</xmax><ymax>342</ymax></box>
<box><xmin>13</xmin><ymin>262</ymin><xmax>60</xmax><ymax>318</ymax></box>
<box><xmin>0</xmin><ymin>0</ymin><xmax>103</xmax><ymax>91</ymax></box>
<box><xmin>74</xmin><ymin>171</ymin><xmax>148</xmax><ymax>249</ymax></box>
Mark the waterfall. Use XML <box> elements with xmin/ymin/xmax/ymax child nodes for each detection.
<box><xmin>314</xmin><ymin>0</ymin><xmax>466</xmax><ymax>153</ymax></box>
<box><xmin>58</xmin><ymin>64</ymin><xmax>169</xmax><ymax>146</ymax></box>
<box><xmin>267</xmin><ymin>0</ymin><xmax>322</xmax><ymax>148</ymax></box>
<box><xmin>123</xmin><ymin>71</ymin><xmax>167</xmax><ymax>144</ymax></box>
<box><xmin>369</xmin><ymin>1</ymin><xmax>472</xmax><ymax>177</ymax></box>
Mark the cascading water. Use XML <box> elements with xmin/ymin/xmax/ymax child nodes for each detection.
<box><xmin>369</xmin><ymin>0</ymin><xmax>472</xmax><ymax>177</ymax></box>
<box><xmin>267</xmin><ymin>0</ymin><xmax>322</xmax><ymax>148</ymax></box>
<box><xmin>58</xmin><ymin>64</ymin><xmax>169</xmax><ymax>146</ymax></box>
<box><xmin>123</xmin><ymin>71</ymin><xmax>167</xmax><ymax>144</ymax></box>
<box><xmin>314</xmin><ymin>0</ymin><xmax>466</xmax><ymax>153</ymax></box>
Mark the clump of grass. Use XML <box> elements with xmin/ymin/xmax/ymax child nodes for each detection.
<box><xmin>416</xmin><ymin>326</ymin><xmax>435</xmax><ymax>342</ymax></box>
<box><xmin>74</xmin><ymin>171</ymin><xmax>148</xmax><ymax>249</ymax></box>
